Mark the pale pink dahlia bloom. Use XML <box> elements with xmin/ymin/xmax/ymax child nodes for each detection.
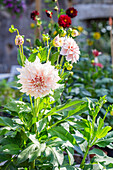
<box><xmin>17</xmin><ymin>57</ymin><xmax>61</xmax><ymax>98</ymax></box>
<box><xmin>60</xmin><ymin>37</ymin><xmax>80</xmax><ymax>63</ymax></box>
<box><xmin>53</xmin><ymin>34</ymin><xmax>64</xmax><ymax>47</ymax></box>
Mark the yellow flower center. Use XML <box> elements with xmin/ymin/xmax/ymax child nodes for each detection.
<box><xmin>70</xmin><ymin>10</ymin><xmax>73</xmax><ymax>13</ymax></box>
<box><xmin>64</xmin><ymin>19</ymin><xmax>67</xmax><ymax>22</ymax></box>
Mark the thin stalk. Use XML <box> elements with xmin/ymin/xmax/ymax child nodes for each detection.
<box><xmin>47</xmin><ymin>38</ymin><xmax>49</xmax><ymax>46</ymax></box>
<box><xmin>36</xmin><ymin>97</ymin><xmax>40</xmax><ymax>118</ymax></box>
<box><xmin>56</xmin><ymin>0</ymin><xmax>60</xmax><ymax>15</ymax></box>
<box><xmin>60</xmin><ymin>68</ymin><xmax>64</xmax><ymax>77</ymax></box>
<box><xmin>57</xmin><ymin>47</ymin><xmax>60</xmax><ymax>64</ymax></box>
<box><xmin>30</xmin><ymin>160</ymin><xmax>35</xmax><ymax>169</ymax></box>
<box><xmin>91</xmin><ymin>116</ymin><xmax>96</xmax><ymax>141</ymax></box>
<box><xmin>80</xmin><ymin>145</ymin><xmax>90</xmax><ymax>169</ymax></box>
<box><xmin>29</xmin><ymin>95</ymin><xmax>33</xmax><ymax>113</ymax></box>
<box><xmin>21</xmin><ymin>45</ymin><xmax>24</xmax><ymax>65</ymax></box>
<box><xmin>16</xmin><ymin>29</ymin><xmax>19</xmax><ymax>35</ymax></box>
<box><xmin>47</xmin><ymin>46</ymin><xmax>52</xmax><ymax>62</ymax></box>
<box><xmin>60</xmin><ymin>55</ymin><xmax>64</xmax><ymax>66</ymax></box>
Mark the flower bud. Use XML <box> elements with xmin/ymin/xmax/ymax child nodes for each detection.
<box><xmin>54</xmin><ymin>6</ymin><xmax>59</xmax><ymax>11</ymax></box>
<box><xmin>42</xmin><ymin>33</ymin><xmax>50</xmax><ymax>42</ymax></box>
<box><xmin>67</xmin><ymin>64</ymin><xmax>73</xmax><ymax>71</ymax></box>
<box><xmin>60</xmin><ymin>30</ymin><xmax>66</xmax><ymax>37</ymax></box>
<box><xmin>15</xmin><ymin>35</ymin><xmax>24</xmax><ymax>46</ymax></box>
<box><xmin>55</xmin><ymin>64</ymin><xmax>61</xmax><ymax>69</ymax></box>
<box><xmin>64</xmin><ymin>62</ymin><xmax>73</xmax><ymax>70</ymax></box>
<box><xmin>71</xmin><ymin>29</ymin><xmax>79</xmax><ymax>37</ymax></box>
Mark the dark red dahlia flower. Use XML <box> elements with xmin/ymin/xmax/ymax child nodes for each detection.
<box><xmin>58</xmin><ymin>15</ymin><xmax>71</xmax><ymax>28</ymax></box>
<box><xmin>31</xmin><ymin>10</ymin><xmax>39</xmax><ymax>20</ymax></box>
<box><xmin>66</xmin><ymin>7</ymin><xmax>78</xmax><ymax>18</ymax></box>
<box><xmin>45</xmin><ymin>10</ymin><xmax>53</xmax><ymax>18</ymax></box>
<box><xmin>92</xmin><ymin>49</ymin><xmax>102</xmax><ymax>57</ymax></box>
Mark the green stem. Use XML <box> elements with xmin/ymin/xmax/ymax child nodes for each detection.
<box><xmin>57</xmin><ymin>47</ymin><xmax>60</xmax><ymax>64</ymax></box>
<box><xmin>16</xmin><ymin>29</ymin><xmax>19</xmax><ymax>35</ymax></box>
<box><xmin>47</xmin><ymin>46</ymin><xmax>52</xmax><ymax>62</ymax></box>
<box><xmin>34</xmin><ymin>97</ymin><xmax>40</xmax><ymax>117</ymax></box>
<box><xmin>36</xmin><ymin>97</ymin><xmax>40</xmax><ymax>118</ymax></box>
<box><xmin>21</xmin><ymin>45</ymin><xmax>24</xmax><ymax>65</ymax></box>
<box><xmin>60</xmin><ymin>68</ymin><xmax>64</xmax><ymax>77</ymax></box>
<box><xmin>91</xmin><ymin>116</ymin><xmax>96</xmax><ymax>141</ymax></box>
<box><xmin>47</xmin><ymin>39</ymin><xmax>49</xmax><ymax>46</ymax></box>
<box><xmin>30</xmin><ymin>160</ymin><xmax>35</xmax><ymax>169</ymax></box>
<box><xmin>29</xmin><ymin>95</ymin><xmax>33</xmax><ymax>114</ymax></box>
<box><xmin>60</xmin><ymin>55</ymin><xmax>64</xmax><ymax>67</ymax></box>
<box><xmin>80</xmin><ymin>145</ymin><xmax>90</xmax><ymax>169</ymax></box>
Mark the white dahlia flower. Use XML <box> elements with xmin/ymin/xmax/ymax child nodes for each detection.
<box><xmin>17</xmin><ymin>57</ymin><xmax>61</xmax><ymax>98</ymax></box>
<box><xmin>60</xmin><ymin>37</ymin><xmax>80</xmax><ymax>63</ymax></box>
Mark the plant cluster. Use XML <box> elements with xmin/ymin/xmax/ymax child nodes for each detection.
<box><xmin>0</xmin><ymin>2</ymin><xmax>113</xmax><ymax>170</ymax></box>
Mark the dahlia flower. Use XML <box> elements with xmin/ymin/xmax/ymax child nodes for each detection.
<box><xmin>17</xmin><ymin>57</ymin><xmax>61</xmax><ymax>98</ymax></box>
<box><xmin>92</xmin><ymin>49</ymin><xmax>102</xmax><ymax>57</ymax></box>
<box><xmin>93</xmin><ymin>32</ymin><xmax>101</xmax><ymax>40</ymax></box>
<box><xmin>58</xmin><ymin>15</ymin><xmax>71</xmax><ymax>28</ymax></box>
<box><xmin>31</xmin><ymin>10</ymin><xmax>39</xmax><ymax>20</ymax></box>
<box><xmin>15</xmin><ymin>35</ymin><xmax>24</xmax><ymax>46</ymax></box>
<box><xmin>53</xmin><ymin>34</ymin><xmax>64</xmax><ymax>47</ymax></box>
<box><xmin>60</xmin><ymin>37</ymin><xmax>80</xmax><ymax>63</ymax></box>
<box><xmin>92</xmin><ymin>63</ymin><xmax>103</xmax><ymax>68</ymax></box>
<box><xmin>66</xmin><ymin>7</ymin><xmax>78</xmax><ymax>18</ymax></box>
<box><xmin>45</xmin><ymin>10</ymin><xmax>53</xmax><ymax>18</ymax></box>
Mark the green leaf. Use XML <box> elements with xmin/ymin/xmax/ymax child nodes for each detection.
<box><xmin>4</xmin><ymin>99</ymin><xmax>31</xmax><ymax>114</ymax></box>
<box><xmin>49</xmin><ymin>147</ymin><xmax>64</xmax><ymax>165</ymax></box>
<box><xmin>51</xmin><ymin>52</ymin><xmax>60</xmax><ymax>65</ymax></box>
<box><xmin>29</xmin><ymin>143</ymin><xmax>46</xmax><ymax>162</ymax></box>
<box><xmin>38</xmin><ymin>46</ymin><xmax>48</xmax><ymax>62</ymax></box>
<box><xmin>17</xmin><ymin>144</ymin><xmax>36</xmax><ymax>164</ymax></box>
<box><xmin>89</xmin><ymin>148</ymin><xmax>106</xmax><ymax>156</ymax></box>
<box><xmin>48</xmin><ymin>126</ymin><xmax>77</xmax><ymax>146</ymax></box>
<box><xmin>27</xmin><ymin>134</ymin><xmax>40</xmax><ymax>146</ymax></box>
<box><xmin>28</xmin><ymin>52</ymin><xmax>38</xmax><ymax>62</ymax></box>
<box><xmin>96</xmin><ymin>126</ymin><xmax>112</xmax><ymax>139</ymax></box>
<box><xmin>0</xmin><ymin>117</ymin><xmax>13</xmax><ymax>127</ymax></box>
<box><xmin>0</xmin><ymin>153</ymin><xmax>11</xmax><ymax>162</ymax></box>
<box><xmin>0</xmin><ymin>144</ymin><xmax>20</xmax><ymax>155</ymax></box>
<box><xmin>46</xmin><ymin>99</ymin><xmax>87</xmax><ymax>117</ymax></box>
<box><xmin>36</xmin><ymin>117</ymin><xmax>47</xmax><ymax>133</ymax></box>
<box><xmin>66</xmin><ymin>148</ymin><xmax>74</xmax><ymax>165</ymax></box>
<box><xmin>35</xmin><ymin>38</ymin><xmax>42</xmax><ymax>46</ymax></box>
